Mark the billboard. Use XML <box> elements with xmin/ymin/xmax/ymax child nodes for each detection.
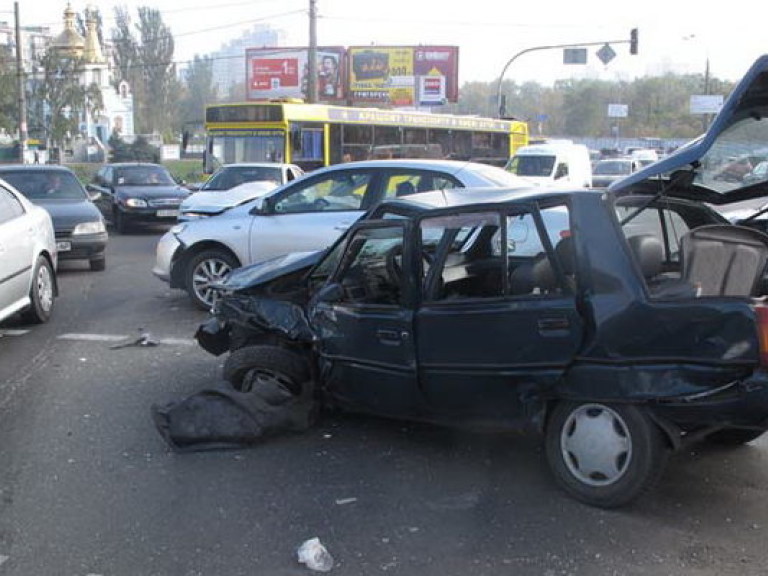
<box><xmin>246</xmin><ymin>47</ymin><xmax>346</xmax><ymax>101</ymax></box>
<box><xmin>348</xmin><ymin>45</ymin><xmax>459</xmax><ymax>107</ymax></box>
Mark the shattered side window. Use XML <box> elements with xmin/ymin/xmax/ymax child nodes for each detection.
<box><xmin>333</xmin><ymin>225</ymin><xmax>405</xmax><ymax>306</ymax></box>
<box><xmin>420</xmin><ymin>212</ymin><xmax>503</xmax><ymax>301</ymax></box>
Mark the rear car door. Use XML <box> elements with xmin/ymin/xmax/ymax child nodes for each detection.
<box><xmin>247</xmin><ymin>168</ymin><xmax>378</xmax><ymax>263</ymax></box>
<box><xmin>0</xmin><ymin>186</ymin><xmax>35</xmax><ymax>316</ymax></box>
<box><xmin>415</xmin><ymin>204</ymin><xmax>584</xmax><ymax>423</ymax></box>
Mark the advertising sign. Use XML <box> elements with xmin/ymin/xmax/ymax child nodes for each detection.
<box><xmin>690</xmin><ymin>94</ymin><xmax>724</xmax><ymax>115</ymax></box>
<box><xmin>348</xmin><ymin>45</ymin><xmax>459</xmax><ymax>107</ymax></box>
<box><xmin>607</xmin><ymin>103</ymin><xmax>629</xmax><ymax>118</ymax></box>
<box><xmin>246</xmin><ymin>47</ymin><xmax>346</xmax><ymax>101</ymax></box>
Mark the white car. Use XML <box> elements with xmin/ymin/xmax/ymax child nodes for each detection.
<box><xmin>153</xmin><ymin>159</ymin><xmax>529</xmax><ymax>309</ymax></box>
<box><xmin>179</xmin><ymin>181</ymin><xmax>279</xmax><ymax>221</ymax></box>
<box><xmin>0</xmin><ymin>179</ymin><xmax>57</xmax><ymax>324</ymax></box>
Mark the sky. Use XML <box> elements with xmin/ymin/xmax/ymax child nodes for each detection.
<box><xmin>12</xmin><ymin>0</ymin><xmax>768</xmax><ymax>89</ymax></box>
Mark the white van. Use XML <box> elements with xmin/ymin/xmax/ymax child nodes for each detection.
<box><xmin>505</xmin><ymin>143</ymin><xmax>592</xmax><ymax>188</ymax></box>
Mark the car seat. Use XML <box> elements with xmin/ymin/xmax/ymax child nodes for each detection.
<box><xmin>680</xmin><ymin>224</ymin><xmax>768</xmax><ymax>296</ymax></box>
<box><xmin>395</xmin><ymin>181</ymin><xmax>416</xmax><ymax>197</ymax></box>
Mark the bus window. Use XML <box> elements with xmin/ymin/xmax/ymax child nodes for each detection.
<box><xmin>204</xmin><ymin>132</ymin><xmax>286</xmax><ymax>172</ymax></box>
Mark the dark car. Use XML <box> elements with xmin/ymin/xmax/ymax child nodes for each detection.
<box><xmin>0</xmin><ymin>165</ymin><xmax>108</xmax><ymax>271</ymax></box>
<box><xmin>193</xmin><ymin>55</ymin><xmax>768</xmax><ymax>508</ymax></box>
<box><xmin>87</xmin><ymin>163</ymin><xmax>188</xmax><ymax>233</ymax></box>
<box><xmin>591</xmin><ymin>157</ymin><xmax>640</xmax><ymax>188</ymax></box>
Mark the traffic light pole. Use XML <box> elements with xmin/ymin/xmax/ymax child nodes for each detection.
<box><xmin>496</xmin><ymin>31</ymin><xmax>638</xmax><ymax>118</ymax></box>
<box><xmin>14</xmin><ymin>2</ymin><xmax>27</xmax><ymax>163</ymax></box>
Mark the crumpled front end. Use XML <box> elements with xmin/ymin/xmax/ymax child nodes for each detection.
<box><xmin>196</xmin><ymin>294</ymin><xmax>315</xmax><ymax>356</ymax></box>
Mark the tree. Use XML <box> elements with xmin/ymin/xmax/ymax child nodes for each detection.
<box><xmin>33</xmin><ymin>51</ymin><xmax>104</xmax><ymax>151</ymax></box>
<box><xmin>110</xmin><ymin>6</ymin><xmax>175</xmax><ymax>137</ymax></box>
<box><xmin>0</xmin><ymin>45</ymin><xmax>18</xmax><ymax>135</ymax></box>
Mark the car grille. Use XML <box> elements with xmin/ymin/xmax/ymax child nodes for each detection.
<box><xmin>148</xmin><ymin>198</ymin><xmax>184</xmax><ymax>207</ymax></box>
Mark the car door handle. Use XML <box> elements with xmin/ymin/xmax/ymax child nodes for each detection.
<box><xmin>376</xmin><ymin>329</ymin><xmax>408</xmax><ymax>345</ymax></box>
<box><xmin>538</xmin><ymin>317</ymin><xmax>570</xmax><ymax>332</ymax></box>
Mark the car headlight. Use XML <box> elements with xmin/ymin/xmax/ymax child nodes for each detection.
<box><xmin>72</xmin><ymin>220</ymin><xmax>106</xmax><ymax>235</ymax></box>
<box><xmin>180</xmin><ymin>213</ymin><xmax>208</xmax><ymax>220</ymax></box>
<box><xmin>124</xmin><ymin>198</ymin><xmax>148</xmax><ymax>208</ymax></box>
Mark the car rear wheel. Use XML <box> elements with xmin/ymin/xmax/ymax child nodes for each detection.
<box><xmin>89</xmin><ymin>255</ymin><xmax>106</xmax><ymax>271</ymax></box>
<box><xmin>113</xmin><ymin>207</ymin><xmax>130</xmax><ymax>234</ymax></box>
<box><xmin>22</xmin><ymin>256</ymin><xmax>55</xmax><ymax>324</ymax></box>
<box><xmin>545</xmin><ymin>401</ymin><xmax>667</xmax><ymax>508</ymax></box>
<box><xmin>185</xmin><ymin>248</ymin><xmax>239</xmax><ymax>310</ymax></box>
<box><xmin>223</xmin><ymin>345</ymin><xmax>309</xmax><ymax>395</ymax></box>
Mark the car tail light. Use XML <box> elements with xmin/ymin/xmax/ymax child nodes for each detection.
<box><xmin>754</xmin><ymin>304</ymin><xmax>768</xmax><ymax>367</ymax></box>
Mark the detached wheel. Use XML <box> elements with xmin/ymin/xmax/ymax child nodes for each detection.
<box><xmin>22</xmin><ymin>256</ymin><xmax>55</xmax><ymax>324</ymax></box>
<box><xmin>223</xmin><ymin>345</ymin><xmax>309</xmax><ymax>395</ymax></box>
<box><xmin>545</xmin><ymin>401</ymin><xmax>667</xmax><ymax>508</ymax></box>
<box><xmin>185</xmin><ymin>249</ymin><xmax>239</xmax><ymax>310</ymax></box>
<box><xmin>706</xmin><ymin>428</ymin><xmax>765</xmax><ymax>446</ymax></box>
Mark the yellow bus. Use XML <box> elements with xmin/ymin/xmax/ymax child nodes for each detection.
<box><xmin>203</xmin><ymin>101</ymin><xmax>528</xmax><ymax>173</ymax></box>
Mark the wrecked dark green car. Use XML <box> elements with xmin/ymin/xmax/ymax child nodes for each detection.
<box><xmin>197</xmin><ymin>55</ymin><xmax>768</xmax><ymax>508</ymax></box>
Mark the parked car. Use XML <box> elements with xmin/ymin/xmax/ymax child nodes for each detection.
<box><xmin>591</xmin><ymin>157</ymin><xmax>641</xmax><ymax>188</ymax></box>
<box><xmin>178</xmin><ymin>181</ymin><xmax>279</xmax><ymax>221</ymax></box>
<box><xmin>195</xmin><ymin>55</ymin><xmax>768</xmax><ymax>508</ymax></box>
<box><xmin>153</xmin><ymin>159</ymin><xmax>528</xmax><ymax>309</ymax></box>
<box><xmin>0</xmin><ymin>165</ymin><xmax>108</xmax><ymax>271</ymax></box>
<box><xmin>190</xmin><ymin>163</ymin><xmax>304</xmax><ymax>192</ymax></box>
<box><xmin>87</xmin><ymin>163</ymin><xmax>189</xmax><ymax>233</ymax></box>
<box><xmin>0</xmin><ymin>179</ymin><xmax>57</xmax><ymax>324</ymax></box>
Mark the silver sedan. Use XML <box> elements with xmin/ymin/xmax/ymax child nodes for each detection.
<box><xmin>153</xmin><ymin>159</ymin><xmax>528</xmax><ymax>309</ymax></box>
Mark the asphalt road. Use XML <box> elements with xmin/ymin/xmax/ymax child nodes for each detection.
<box><xmin>1</xmin><ymin>228</ymin><xmax>768</xmax><ymax>575</ymax></box>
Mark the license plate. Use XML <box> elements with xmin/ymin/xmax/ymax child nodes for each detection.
<box><xmin>56</xmin><ymin>241</ymin><xmax>72</xmax><ymax>252</ymax></box>
<box><xmin>157</xmin><ymin>209</ymin><xmax>179</xmax><ymax>218</ymax></box>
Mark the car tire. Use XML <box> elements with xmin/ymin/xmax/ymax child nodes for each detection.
<box><xmin>89</xmin><ymin>255</ymin><xmax>106</xmax><ymax>271</ymax></box>
<box><xmin>545</xmin><ymin>401</ymin><xmax>668</xmax><ymax>508</ymax></box>
<box><xmin>705</xmin><ymin>428</ymin><xmax>765</xmax><ymax>446</ymax></box>
<box><xmin>185</xmin><ymin>249</ymin><xmax>240</xmax><ymax>310</ymax></box>
<box><xmin>21</xmin><ymin>256</ymin><xmax>55</xmax><ymax>324</ymax></box>
<box><xmin>223</xmin><ymin>345</ymin><xmax>309</xmax><ymax>395</ymax></box>
<box><xmin>113</xmin><ymin>207</ymin><xmax>130</xmax><ymax>234</ymax></box>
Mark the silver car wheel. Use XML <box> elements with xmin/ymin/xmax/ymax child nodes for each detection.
<box><xmin>36</xmin><ymin>262</ymin><xmax>54</xmax><ymax>313</ymax></box>
<box><xmin>560</xmin><ymin>403</ymin><xmax>632</xmax><ymax>487</ymax></box>
<box><xmin>191</xmin><ymin>257</ymin><xmax>233</xmax><ymax>307</ymax></box>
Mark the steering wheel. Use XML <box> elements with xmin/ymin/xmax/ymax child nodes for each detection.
<box><xmin>385</xmin><ymin>244</ymin><xmax>435</xmax><ymax>286</ymax></box>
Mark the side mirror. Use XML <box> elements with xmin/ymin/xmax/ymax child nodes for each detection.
<box><xmin>87</xmin><ymin>190</ymin><xmax>101</xmax><ymax>202</ymax></box>
<box><xmin>314</xmin><ymin>282</ymin><xmax>344</xmax><ymax>304</ymax></box>
<box><xmin>249</xmin><ymin>195</ymin><xmax>272</xmax><ymax>215</ymax></box>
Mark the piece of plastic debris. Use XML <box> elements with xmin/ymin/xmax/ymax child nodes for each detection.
<box><xmin>297</xmin><ymin>537</ymin><xmax>334</xmax><ymax>572</ymax></box>
<box><xmin>335</xmin><ymin>497</ymin><xmax>357</xmax><ymax>505</ymax></box>
<box><xmin>110</xmin><ymin>328</ymin><xmax>159</xmax><ymax>350</ymax></box>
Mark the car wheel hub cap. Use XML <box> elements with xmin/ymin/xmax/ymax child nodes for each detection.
<box><xmin>560</xmin><ymin>404</ymin><xmax>632</xmax><ymax>487</ymax></box>
<box><xmin>37</xmin><ymin>265</ymin><xmax>53</xmax><ymax>312</ymax></box>
<box><xmin>192</xmin><ymin>259</ymin><xmax>232</xmax><ymax>306</ymax></box>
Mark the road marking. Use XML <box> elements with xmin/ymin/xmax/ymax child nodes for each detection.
<box><xmin>58</xmin><ymin>333</ymin><xmax>196</xmax><ymax>346</ymax></box>
<box><xmin>0</xmin><ymin>329</ymin><xmax>30</xmax><ymax>337</ymax></box>
<box><xmin>0</xmin><ymin>554</ymin><xmax>8</xmax><ymax>566</ymax></box>
<box><xmin>58</xmin><ymin>333</ymin><xmax>128</xmax><ymax>342</ymax></box>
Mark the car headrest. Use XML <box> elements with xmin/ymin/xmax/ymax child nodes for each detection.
<box><xmin>554</xmin><ymin>236</ymin><xmax>576</xmax><ymax>275</ymax></box>
<box><xmin>627</xmin><ymin>235</ymin><xmax>663</xmax><ymax>279</ymax></box>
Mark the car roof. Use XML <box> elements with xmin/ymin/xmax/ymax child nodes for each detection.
<box><xmin>376</xmin><ymin>187</ymin><xmax>599</xmax><ymax>213</ymax></box>
<box><xmin>308</xmin><ymin>159</ymin><xmax>501</xmax><ymax>173</ymax></box>
<box><xmin>219</xmin><ymin>163</ymin><xmax>299</xmax><ymax>169</ymax></box>
<box><xmin>0</xmin><ymin>164</ymin><xmax>76</xmax><ymax>174</ymax></box>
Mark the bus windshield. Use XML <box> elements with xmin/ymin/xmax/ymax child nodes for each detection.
<box><xmin>205</xmin><ymin>131</ymin><xmax>286</xmax><ymax>173</ymax></box>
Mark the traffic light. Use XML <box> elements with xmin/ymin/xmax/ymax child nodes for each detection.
<box><xmin>630</xmin><ymin>28</ymin><xmax>639</xmax><ymax>55</ymax></box>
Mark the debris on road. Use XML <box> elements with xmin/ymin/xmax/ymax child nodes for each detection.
<box><xmin>297</xmin><ymin>537</ymin><xmax>334</xmax><ymax>572</ymax></box>
<box><xmin>151</xmin><ymin>379</ymin><xmax>316</xmax><ymax>452</ymax></box>
<box><xmin>110</xmin><ymin>328</ymin><xmax>158</xmax><ymax>350</ymax></box>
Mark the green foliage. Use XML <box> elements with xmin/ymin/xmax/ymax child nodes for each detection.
<box><xmin>33</xmin><ymin>51</ymin><xmax>104</xmax><ymax>150</ymax></box>
<box><xmin>108</xmin><ymin>133</ymin><xmax>160</xmax><ymax>163</ymax></box>
<box><xmin>456</xmin><ymin>72</ymin><xmax>736</xmax><ymax>140</ymax></box>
